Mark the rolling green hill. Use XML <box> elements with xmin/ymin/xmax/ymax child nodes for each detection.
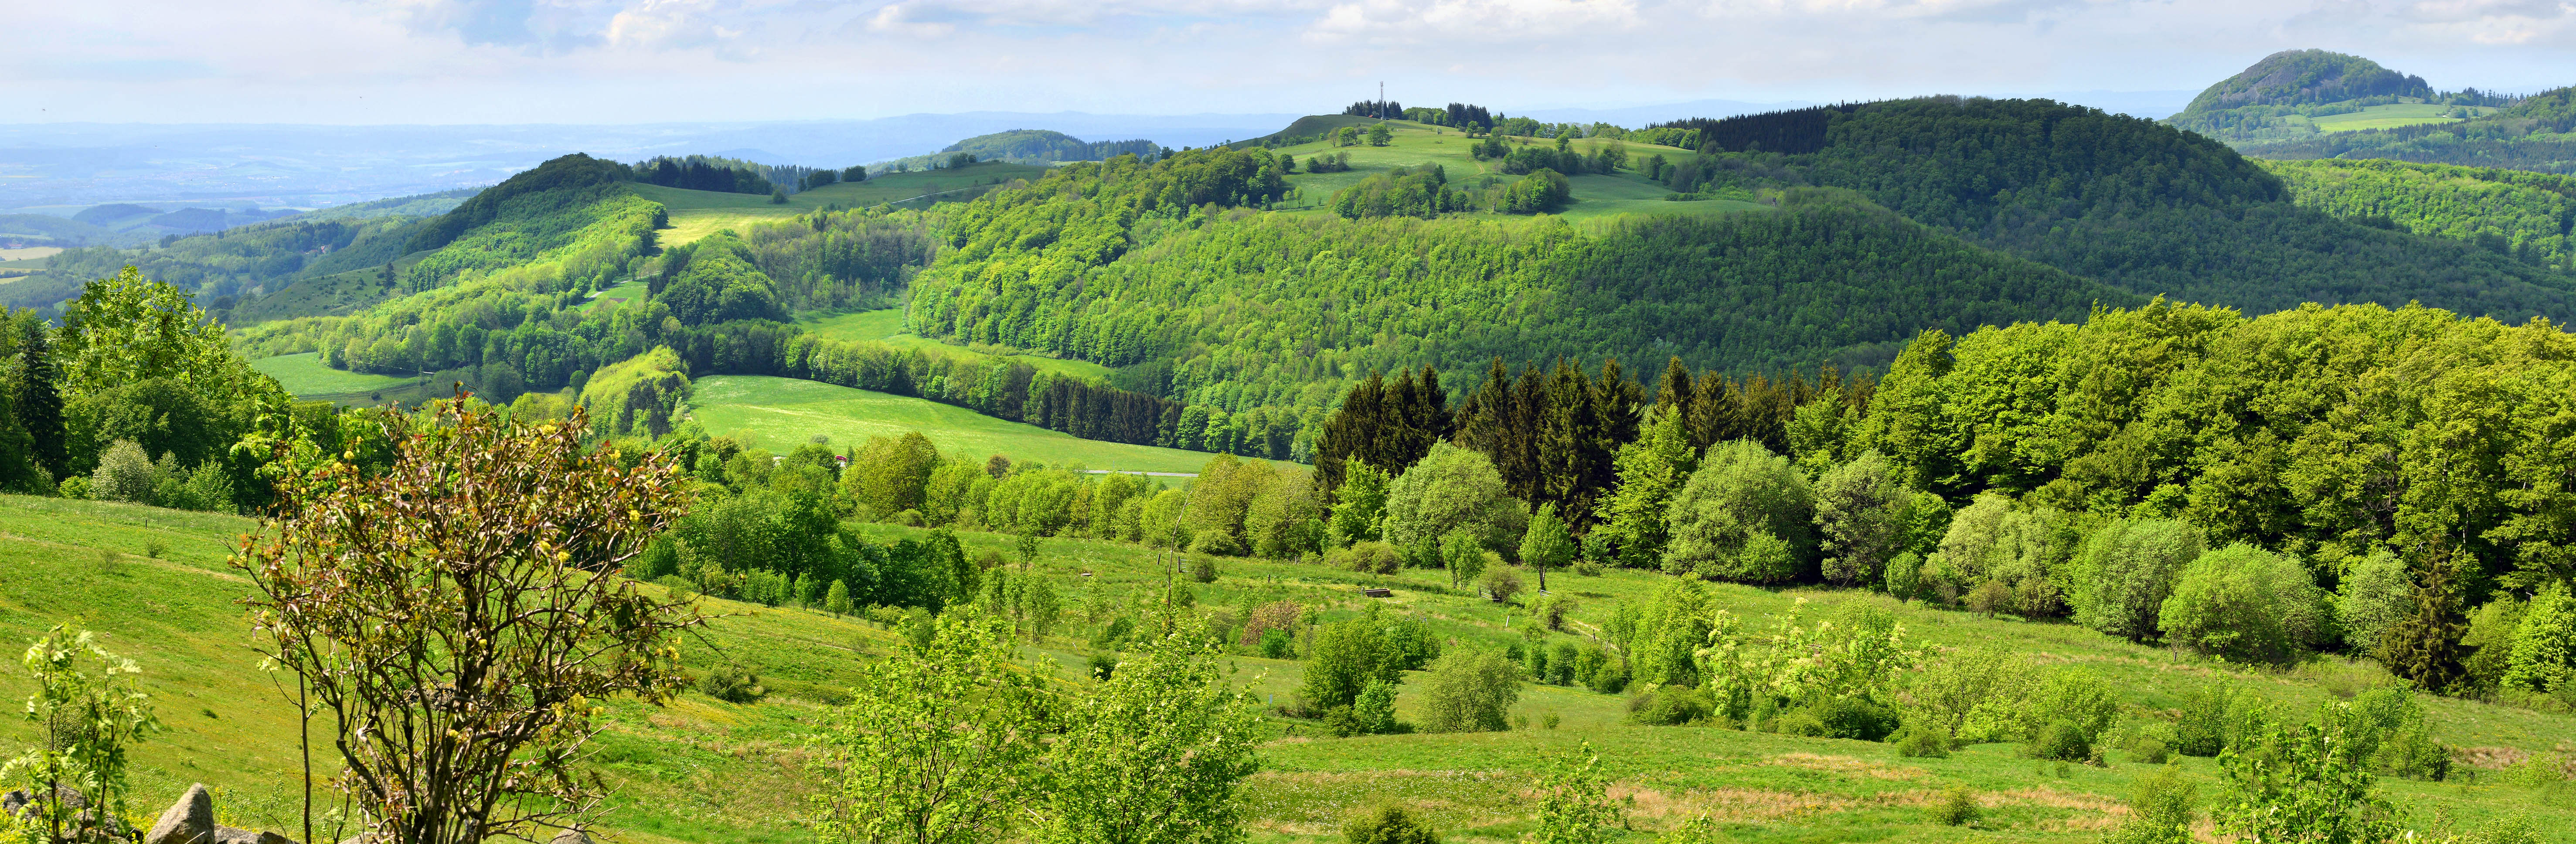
<box><xmin>6</xmin><ymin>493</ymin><xmax>2572</xmax><ymax>844</ymax></box>
<box><xmin>639</xmin><ymin>160</ymin><xmax>1050</xmax><ymax>248</ymax></box>
<box><xmin>2162</xmin><ymin>50</ymin><xmax>2576</xmax><ymax>174</ymax></box>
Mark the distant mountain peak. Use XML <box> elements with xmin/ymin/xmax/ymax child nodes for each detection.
<box><xmin>2182</xmin><ymin>49</ymin><xmax>2432</xmax><ymax>113</ymax></box>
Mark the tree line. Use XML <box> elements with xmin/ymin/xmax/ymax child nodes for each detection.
<box><xmin>1298</xmin><ymin>297</ymin><xmax>2576</xmax><ymax>704</ymax></box>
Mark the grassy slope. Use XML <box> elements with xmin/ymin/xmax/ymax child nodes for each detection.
<box><xmin>1261</xmin><ymin>119</ymin><xmax>1758</xmax><ymax>221</ymax></box>
<box><xmin>2311</xmin><ymin>103</ymin><xmax>2502</xmax><ymax>133</ymax></box>
<box><xmin>638</xmin><ymin>162</ymin><xmax>1052</xmax><ymax>248</ymax></box>
<box><xmin>250</xmin><ymin>352</ymin><xmax>420</xmax><ymax>398</ymax></box>
<box><xmin>688</xmin><ymin>374</ymin><xmax>1207</xmax><ymax>473</ymax></box>
<box><xmin>9</xmin><ymin>493</ymin><xmax>2567</xmax><ymax>844</ymax></box>
<box><xmin>797</xmin><ymin>308</ymin><xmax>1115</xmax><ymax>381</ymax></box>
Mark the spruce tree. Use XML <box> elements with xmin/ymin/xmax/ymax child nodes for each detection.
<box><xmin>18</xmin><ymin>319</ymin><xmax>66</xmax><ymax>483</ymax></box>
<box><xmin>2377</xmin><ymin>544</ymin><xmax>2471</xmax><ymax>693</ymax></box>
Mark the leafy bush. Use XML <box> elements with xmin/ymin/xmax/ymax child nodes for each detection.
<box><xmin>1813</xmin><ymin>698</ymin><xmax>1900</xmax><ymax>742</ymax></box>
<box><xmin>1927</xmin><ymin>786</ymin><xmax>1980</xmax><ymax>827</ymax></box>
<box><xmin>2159</xmin><ymin>543</ymin><xmax>2332</xmax><ymax>664</ymax></box>
<box><xmin>2214</xmin><ymin>702</ymin><xmax>2405</xmax><ymax>844</ymax></box>
<box><xmin>2023</xmin><ymin>668</ymin><xmax>2120</xmax><ymax>762</ymax></box>
<box><xmin>700</xmin><ymin>664</ymin><xmax>766</xmax><ymax>704</ymax></box>
<box><xmin>2504</xmin><ymin>585</ymin><xmax>2575</xmax><ymax>694</ymax></box>
<box><xmin>2335</xmin><ymin>549</ymin><xmax>2413</xmax><ymax>653</ymax></box>
<box><xmin>1190</xmin><ymin>556</ymin><xmax>1218</xmax><ymax>584</ymax></box>
<box><xmin>2104</xmin><ymin>764</ymin><xmax>2197</xmax><ymax>844</ymax></box>
<box><xmin>2173</xmin><ymin>679</ymin><xmax>2257</xmax><ymax>757</ymax></box>
<box><xmin>87</xmin><ymin>439</ymin><xmax>153</xmax><ymax>503</ymax></box>
<box><xmin>1260</xmin><ymin>629</ymin><xmax>1294</xmax><ymax>659</ymax></box>
<box><xmin>1893</xmin><ymin>722</ymin><xmax>1950</xmax><ymax>758</ymax></box>
<box><xmin>2069</xmin><ymin>518</ymin><xmax>2204</xmax><ymax>643</ymax></box>
<box><xmin>1351</xmin><ymin>680</ymin><xmax>1399</xmax><ymax>735</ymax></box>
<box><xmin>1626</xmin><ymin>686</ymin><xmax>1712</xmax><ymax>726</ymax></box>
<box><xmin>1417</xmin><ymin>648</ymin><xmax>1519</xmax><ymax>733</ymax></box>
<box><xmin>1663</xmin><ymin>439</ymin><xmax>1814</xmax><ymax>582</ymax></box>
<box><xmin>1342</xmin><ymin>804</ymin><xmax>1439</xmax><ymax>844</ymax></box>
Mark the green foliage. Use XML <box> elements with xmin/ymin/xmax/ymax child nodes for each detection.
<box><xmin>1382</xmin><ymin>442</ymin><xmax>1525</xmax><ymax>556</ymax></box>
<box><xmin>1663</xmin><ymin>439</ymin><xmax>1812</xmax><ymax>582</ymax></box>
<box><xmin>0</xmin><ymin>626</ymin><xmax>160</xmax><ymax>843</ymax></box>
<box><xmin>813</xmin><ymin>610</ymin><xmax>1051</xmax><ymax>844</ymax></box>
<box><xmin>700</xmin><ymin>664</ymin><xmax>767</xmax><ymax>703</ymax></box>
<box><xmin>1811</xmin><ymin>451</ymin><xmax>1912</xmax><ymax>587</ymax></box>
<box><xmin>2105</xmin><ymin>765</ymin><xmax>2198</xmax><ymax>844</ymax></box>
<box><xmin>2505</xmin><ymin>584</ymin><xmax>2576</xmax><ymax>694</ymax></box>
<box><xmin>1927</xmin><ymin>786</ymin><xmax>1979</xmax><ymax>827</ymax></box>
<box><xmin>1905</xmin><ymin>645</ymin><xmax>2034</xmax><ymax>745</ymax></box>
<box><xmin>1042</xmin><ymin>615</ymin><xmax>1263</xmax><ymax>844</ymax></box>
<box><xmin>1497</xmin><ymin>170</ymin><xmax>1572</xmax><ymax>214</ymax></box>
<box><xmin>1794</xmin><ymin>97</ymin><xmax>2571</xmax><ymax>319</ymax></box>
<box><xmin>1342</xmin><ymin>805</ymin><xmax>1439</xmax><ymax>844</ymax></box>
<box><xmin>2338</xmin><ymin>549</ymin><xmax>2414</xmax><ymax>653</ymax></box>
<box><xmin>2159</xmin><ymin>543</ymin><xmax>2332</xmax><ymax>664</ymax></box>
<box><xmin>1300</xmin><ymin>611</ymin><xmax>1404</xmax><ymax>711</ymax></box>
<box><xmin>1329</xmin><ymin>458</ymin><xmax>1390</xmax><ymax>545</ymax></box>
<box><xmin>1519</xmin><ymin>503</ymin><xmax>1576</xmax><ymax>582</ymax></box>
<box><xmin>661</xmin><ymin>233</ymin><xmax>788</xmax><ymax>325</ymax></box>
<box><xmin>1348</xmin><ymin>679</ymin><xmax>1399</xmax><ymax>737</ymax></box>
<box><xmin>86</xmin><ymin>439</ymin><xmax>153</xmax><ymax>503</ymax></box>
<box><xmin>1529</xmin><ymin>742</ymin><xmax>1623</xmax><ymax>844</ymax></box>
<box><xmin>1416</xmin><ymin>648</ymin><xmax>1519</xmax><ymax>733</ymax></box>
<box><xmin>2214</xmin><ymin>701</ymin><xmax>2407</xmax><ymax>844</ymax></box>
<box><xmin>2174</xmin><ymin>50</ymin><xmax>2432</xmax><ymax>121</ymax></box>
<box><xmin>1331</xmin><ymin>166</ymin><xmax>1465</xmax><ymax>220</ymax></box>
<box><xmin>1893</xmin><ymin>722</ymin><xmax>1949</xmax><ymax>757</ymax></box>
<box><xmin>1593</xmin><ymin>410</ymin><xmax>1695</xmax><ymax>568</ymax></box>
<box><xmin>2022</xmin><ymin>668</ymin><xmax>2120</xmax><ymax>762</ymax></box>
<box><xmin>2173</xmin><ymin>679</ymin><xmax>2260</xmax><ymax>758</ymax></box>
<box><xmin>2069</xmin><ymin>518</ymin><xmax>2205</xmax><ymax>643</ymax></box>
<box><xmin>2263</xmin><ymin>159</ymin><xmax>2576</xmax><ymax>272</ymax></box>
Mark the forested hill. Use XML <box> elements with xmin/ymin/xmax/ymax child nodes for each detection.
<box><xmin>907</xmin><ymin>150</ymin><xmax>2128</xmax><ymax>410</ymax></box>
<box><xmin>1664</xmin><ymin>97</ymin><xmax>2576</xmax><ymax>318</ymax></box>
<box><xmin>2261</xmin><ymin>159</ymin><xmax>2576</xmax><ymax>273</ymax></box>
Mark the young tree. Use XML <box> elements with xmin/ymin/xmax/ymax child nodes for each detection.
<box><xmin>2069</xmin><ymin>518</ymin><xmax>2205</xmax><ymax>643</ymax></box>
<box><xmin>814</xmin><ymin>610</ymin><xmax>1052</xmax><ymax>844</ymax></box>
<box><xmin>1330</xmin><ymin>457</ymin><xmax>1391</xmax><ymax>545</ymax></box>
<box><xmin>1519</xmin><ymin>502</ymin><xmax>1575</xmax><ymax>593</ymax></box>
<box><xmin>1592</xmin><ymin>408</ymin><xmax>1695</xmax><ymax>568</ymax></box>
<box><xmin>2213</xmin><ymin>703</ymin><xmax>2403</xmax><ymax>844</ymax></box>
<box><xmin>2502</xmin><ymin>583</ymin><xmax>2574</xmax><ymax>694</ymax></box>
<box><xmin>1365</xmin><ymin>123</ymin><xmax>1393</xmax><ymax>146</ymax></box>
<box><xmin>2158</xmin><ymin>543</ymin><xmax>2331</xmax><ymax>664</ymax></box>
<box><xmin>1042</xmin><ymin>616</ymin><xmax>1262</xmax><ymax>844</ymax></box>
<box><xmin>1299</xmin><ymin>613</ymin><xmax>1399</xmax><ymax>711</ymax></box>
<box><xmin>2378</xmin><ymin>546</ymin><xmax>2472</xmax><ymax>691</ymax></box>
<box><xmin>1530</xmin><ymin>742</ymin><xmax>1624</xmax><ymax>844</ymax></box>
<box><xmin>1</xmin><ymin>626</ymin><xmax>160</xmax><ymax>844</ymax></box>
<box><xmin>1416</xmin><ymin>648</ymin><xmax>1519</xmax><ymax>733</ymax></box>
<box><xmin>2334</xmin><ymin>549</ymin><xmax>2412</xmax><ymax>653</ymax></box>
<box><xmin>236</xmin><ymin>400</ymin><xmax>701</xmax><ymax>844</ymax></box>
<box><xmin>1663</xmin><ymin>439</ymin><xmax>1813</xmax><ymax>582</ymax></box>
<box><xmin>1382</xmin><ymin>442</ymin><xmax>1525</xmax><ymax>555</ymax></box>
<box><xmin>1811</xmin><ymin>451</ymin><xmax>1911</xmax><ymax>586</ymax></box>
<box><xmin>825</xmin><ymin>579</ymin><xmax>854</xmax><ymax>615</ymax></box>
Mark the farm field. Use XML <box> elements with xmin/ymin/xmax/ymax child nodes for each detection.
<box><xmin>2310</xmin><ymin>103</ymin><xmax>2501</xmax><ymax>133</ymax></box>
<box><xmin>636</xmin><ymin>161</ymin><xmax>1050</xmax><ymax>247</ymax></box>
<box><xmin>797</xmin><ymin>308</ymin><xmax>1116</xmax><ymax>380</ymax></box>
<box><xmin>0</xmin><ymin>246</ymin><xmax>63</xmax><ymax>262</ymax></box>
<box><xmin>1263</xmin><ymin>119</ymin><xmax>1722</xmax><ymax>222</ymax></box>
<box><xmin>7</xmin><ymin>492</ymin><xmax>2569</xmax><ymax>844</ymax></box>
<box><xmin>250</xmin><ymin>351</ymin><xmax>420</xmax><ymax>398</ymax></box>
<box><xmin>687</xmin><ymin>374</ymin><xmax>1209</xmax><ymax>474</ymax></box>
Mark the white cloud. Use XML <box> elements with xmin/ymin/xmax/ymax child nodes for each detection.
<box><xmin>1307</xmin><ymin>0</ymin><xmax>1639</xmax><ymax>43</ymax></box>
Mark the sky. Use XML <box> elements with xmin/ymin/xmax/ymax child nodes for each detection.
<box><xmin>4</xmin><ymin>0</ymin><xmax>2572</xmax><ymax>125</ymax></box>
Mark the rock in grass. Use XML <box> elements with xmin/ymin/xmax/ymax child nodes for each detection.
<box><xmin>550</xmin><ymin>829</ymin><xmax>594</xmax><ymax>844</ymax></box>
<box><xmin>214</xmin><ymin>826</ymin><xmax>296</xmax><ymax>844</ymax></box>
<box><xmin>145</xmin><ymin>783</ymin><xmax>214</xmax><ymax>844</ymax></box>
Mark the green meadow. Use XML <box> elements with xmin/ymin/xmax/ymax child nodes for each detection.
<box><xmin>250</xmin><ymin>351</ymin><xmax>420</xmax><ymax>398</ymax></box>
<box><xmin>637</xmin><ymin>161</ymin><xmax>1051</xmax><ymax>247</ymax></box>
<box><xmin>5</xmin><ymin>494</ymin><xmax>2569</xmax><ymax>844</ymax></box>
<box><xmin>797</xmin><ymin>308</ymin><xmax>1116</xmax><ymax>381</ymax></box>
<box><xmin>2309</xmin><ymin>103</ymin><xmax>2501</xmax><ymax>133</ymax></box>
<box><xmin>686</xmin><ymin>374</ymin><xmax>1207</xmax><ymax>474</ymax></box>
<box><xmin>1262</xmin><ymin>119</ymin><xmax>1732</xmax><ymax>222</ymax></box>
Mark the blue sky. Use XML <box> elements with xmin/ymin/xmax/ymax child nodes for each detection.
<box><xmin>6</xmin><ymin>0</ymin><xmax>2571</xmax><ymax>124</ymax></box>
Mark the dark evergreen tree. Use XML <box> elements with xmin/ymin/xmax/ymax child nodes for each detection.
<box><xmin>17</xmin><ymin>319</ymin><xmax>64</xmax><ymax>483</ymax></box>
<box><xmin>2377</xmin><ymin>542</ymin><xmax>2473</xmax><ymax>693</ymax></box>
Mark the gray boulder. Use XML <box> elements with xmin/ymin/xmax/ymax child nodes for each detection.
<box><xmin>144</xmin><ymin>783</ymin><xmax>214</xmax><ymax>844</ymax></box>
<box><xmin>1</xmin><ymin>790</ymin><xmax>27</xmax><ymax>819</ymax></box>
<box><xmin>215</xmin><ymin>827</ymin><xmax>295</xmax><ymax>844</ymax></box>
<box><xmin>550</xmin><ymin>828</ymin><xmax>594</xmax><ymax>844</ymax></box>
